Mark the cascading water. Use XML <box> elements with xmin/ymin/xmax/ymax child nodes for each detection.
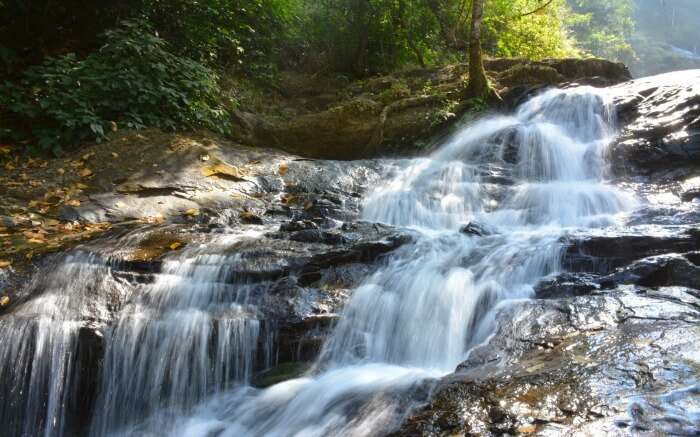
<box><xmin>0</xmin><ymin>253</ymin><xmax>129</xmax><ymax>437</ymax></box>
<box><xmin>0</xmin><ymin>85</ymin><xmax>637</xmax><ymax>436</ymax></box>
<box><xmin>90</xmin><ymin>233</ymin><xmax>275</xmax><ymax>435</ymax></box>
<box><xmin>132</xmin><ymin>86</ymin><xmax>635</xmax><ymax>436</ymax></box>
<box><xmin>0</xmin><ymin>230</ymin><xmax>275</xmax><ymax>437</ymax></box>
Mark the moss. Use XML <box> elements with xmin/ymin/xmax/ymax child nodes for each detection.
<box><xmin>329</xmin><ymin>97</ymin><xmax>381</xmax><ymax>116</ymax></box>
<box><xmin>252</xmin><ymin>362</ymin><xmax>312</xmax><ymax>388</ymax></box>
<box><xmin>499</xmin><ymin>64</ymin><xmax>563</xmax><ymax>87</ymax></box>
<box><xmin>377</xmin><ymin>81</ymin><xmax>411</xmax><ymax>104</ymax></box>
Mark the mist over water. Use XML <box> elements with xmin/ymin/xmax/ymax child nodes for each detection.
<box><xmin>631</xmin><ymin>0</ymin><xmax>700</xmax><ymax>76</ymax></box>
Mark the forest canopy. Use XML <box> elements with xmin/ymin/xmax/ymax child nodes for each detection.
<box><xmin>1</xmin><ymin>0</ymin><xmax>698</xmax><ymax>152</ymax></box>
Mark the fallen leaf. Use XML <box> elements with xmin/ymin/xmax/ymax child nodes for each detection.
<box><xmin>169</xmin><ymin>242</ymin><xmax>182</xmax><ymax>250</ymax></box>
<box><xmin>0</xmin><ymin>296</ymin><xmax>9</xmax><ymax>307</ymax></box>
<box><xmin>82</xmin><ymin>152</ymin><xmax>95</xmax><ymax>161</ymax></box>
<box><xmin>278</xmin><ymin>163</ymin><xmax>289</xmax><ymax>176</ymax></box>
<box><xmin>66</xmin><ymin>199</ymin><xmax>81</xmax><ymax>207</ymax></box>
<box><xmin>0</xmin><ymin>260</ymin><xmax>11</xmax><ymax>268</ymax></box>
<box><xmin>57</xmin><ymin>168</ymin><xmax>65</xmax><ymax>176</ymax></box>
<box><xmin>239</xmin><ymin>211</ymin><xmax>263</xmax><ymax>224</ymax></box>
<box><xmin>0</xmin><ymin>145</ymin><xmax>11</xmax><ymax>154</ymax></box>
<box><xmin>280</xmin><ymin>194</ymin><xmax>297</xmax><ymax>204</ymax></box>
<box><xmin>111</xmin><ymin>152</ymin><xmax>119</xmax><ymax>158</ymax></box>
<box><xmin>201</xmin><ymin>161</ymin><xmax>247</xmax><ymax>180</ymax></box>
<box><xmin>183</xmin><ymin>208</ymin><xmax>200</xmax><ymax>217</ymax></box>
<box><xmin>79</xmin><ymin>168</ymin><xmax>93</xmax><ymax>178</ymax></box>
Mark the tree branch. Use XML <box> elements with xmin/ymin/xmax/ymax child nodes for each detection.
<box><xmin>519</xmin><ymin>0</ymin><xmax>554</xmax><ymax>18</ymax></box>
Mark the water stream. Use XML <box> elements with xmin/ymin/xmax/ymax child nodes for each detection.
<box><xmin>0</xmin><ymin>86</ymin><xmax>637</xmax><ymax>436</ymax></box>
<box><xmin>132</xmin><ymin>87</ymin><xmax>634</xmax><ymax>436</ymax></box>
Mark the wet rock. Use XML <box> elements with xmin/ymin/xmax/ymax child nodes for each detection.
<box><xmin>459</xmin><ymin>222</ymin><xmax>495</xmax><ymax>237</ymax></box>
<box><xmin>252</xmin><ymin>362</ymin><xmax>312</xmax><ymax>388</ymax></box>
<box><xmin>280</xmin><ymin>220</ymin><xmax>319</xmax><ymax>232</ymax></box>
<box><xmin>609</xmin><ymin>70</ymin><xmax>700</xmax><ymax>179</ymax></box>
<box><xmin>563</xmin><ymin>229</ymin><xmax>700</xmax><ymax>274</ymax></box>
<box><xmin>395</xmin><ymin>288</ymin><xmax>700</xmax><ymax>436</ymax></box>
<box><xmin>535</xmin><ymin>273</ymin><xmax>600</xmax><ymax>299</ymax></box>
<box><xmin>600</xmin><ymin>253</ymin><xmax>700</xmax><ymax>290</ymax></box>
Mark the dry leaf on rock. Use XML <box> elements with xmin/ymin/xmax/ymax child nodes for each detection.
<box><xmin>201</xmin><ymin>161</ymin><xmax>247</xmax><ymax>180</ymax></box>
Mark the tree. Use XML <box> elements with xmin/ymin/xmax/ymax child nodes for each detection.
<box><xmin>465</xmin><ymin>0</ymin><xmax>490</xmax><ymax>98</ymax></box>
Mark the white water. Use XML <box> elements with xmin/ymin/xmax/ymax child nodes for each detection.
<box><xmin>133</xmin><ymin>87</ymin><xmax>635</xmax><ymax>436</ymax></box>
<box><xmin>90</xmin><ymin>231</ymin><xmax>276</xmax><ymax>435</ymax></box>
<box><xmin>0</xmin><ymin>86</ymin><xmax>636</xmax><ymax>436</ymax></box>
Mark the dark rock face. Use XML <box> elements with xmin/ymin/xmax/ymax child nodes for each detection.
<box><xmin>562</xmin><ymin>229</ymin><xmax>700</xmax><ymax>274</ymax></box>
<box><xmin>396</xmin><ymin>289</ymin><xmax>700</xmax><ymax>436</ymax></box>
<box><xmin>610</xmin><ymin>70</ymin><xmax>700</xmax><ymax>180</ymax></box>
<box><xmin>459</xmin><ymin>222</ymin><xmax>495</xmax><ymax>237</ymax></box>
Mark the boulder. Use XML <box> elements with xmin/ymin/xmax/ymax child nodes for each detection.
<box><xmin>609</xmin><ymin>70</ymin><xmax>700</xmax><ymax>180</ymax></box>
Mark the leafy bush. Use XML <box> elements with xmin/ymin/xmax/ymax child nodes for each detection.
<box><xmin>0</xmin><ymin>19</ymin><xmax>229</xmax><ymax>154</ymax></box>
<box><xmin>137</xmin><ymin>0</ymin><xmax>296</xmax><ymax>77</ymax></box>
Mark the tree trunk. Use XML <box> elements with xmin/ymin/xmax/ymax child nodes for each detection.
<box><xmin>465</xmin><ymin>0</ymin><xmax>489</xmax><ymax>98</ymax></box>
<box><xmin>351</xmin><ymin>0</ymin><xmax>371</xmax><ymax>76</ymax></box>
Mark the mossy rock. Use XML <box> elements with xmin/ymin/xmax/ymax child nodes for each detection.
<box><xmin>499</xmin><ymin>64</ymin><xmax>564</xmax><ymax>87</ymax></box>
<box><xmin>252</xmin><ymin>362</ymin><xmax>312</xmax><ymax>388</ymax></box>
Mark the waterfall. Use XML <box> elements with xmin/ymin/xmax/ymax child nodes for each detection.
<box><xmin>151</xmin><ymin>87</ymin><xmax>635</xmax><ymax>436</ymax></box>
<box><xmin>0</xmin><ymin>231</ymin><xmax>274</xmax><ymax>437</ymax></box>
<box><xmin>91</xmin><ymin>246</ymin><xmax>273</xmax><ymax>435</ymax></box>
<box><xmin>0</xmin><ymin>86</ymin><xmax>636</xmax><ymax>436</ymax></box>
<box><xmin>0</xmin><ymin>253</ymin><xmax>126</xmax><ymax>437</ymax></box>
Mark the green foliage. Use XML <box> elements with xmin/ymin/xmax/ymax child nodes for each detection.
<box><xmin>484</xmin><ymin>0</ymin><xmax>577</xmax><ymax>59</ymax></box>
<box><xmin>0</xmin><ymin>19</ymin><xmax>229</xmax><ymax>153</ymax></box>
<box><xmin>566</xmin><ymin>0</ymin><xmax>635</xmax><ymax>63</ymax></box>
<box><xmin>137</xmin><ymin>0</ymin><xmax>295</xmax><ymax>75</ymax></box>
<box><xmin>299</xmin><ymin>0</ymin><xmax>443</xmax><ymax>76</ymax></box>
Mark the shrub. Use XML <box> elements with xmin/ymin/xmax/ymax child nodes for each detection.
<box><xmin>0</xmin><ymin>19</ymin><xmax>230</xmax><ymax>154</ymax></box>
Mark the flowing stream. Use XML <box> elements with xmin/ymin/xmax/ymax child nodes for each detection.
<box><xmin>0</xmin><ymin>86</ymin><xmax>637</xmax><ymax>436</ymax></box>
